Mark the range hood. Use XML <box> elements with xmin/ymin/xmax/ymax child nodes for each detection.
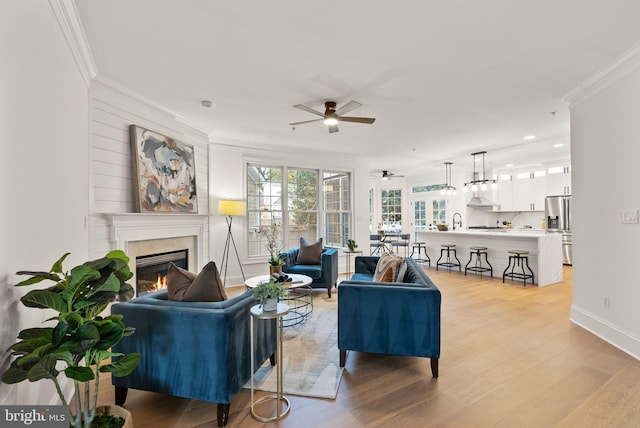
<box><xmin>466</xmin><ymin>195</ymin><xmax>498</xmax><ymax>208</ymax></box>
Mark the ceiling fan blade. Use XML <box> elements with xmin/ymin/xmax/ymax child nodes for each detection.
<box><xmin>335</xmin><ymin>100</ymin><xmax>362</xmax><ymax>116</ymax></box>
<box><xmin>328</xmin><ymin>124</ymin><xmax>339</xmax><ymax>134</ymax></box>
<box><xmin>293</xmin><ymin>104</ymin><xmax>325</xmax><ymax>117</ymax></box>
<box><xmin>338</xmin><ymin>116</ymin><xmax>376</xmax><ymax>124</ymax></box>
<box><xmin>289</xmin><ymin>118</ymin><xmax>324</xmax><ymax>126</ymax></box>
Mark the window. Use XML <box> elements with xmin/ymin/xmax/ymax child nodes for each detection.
<box><xmin>433</xmin><ymin>199</ymin><xmax>446</xmax><ymax>225</ymax></box>
<box><xmin>287</xmin><ymin>168</ymin><xmax>318</xmax><ymax>249</ymax></box>
<box><xmin>247</xmin><ymin>163</ymin><xmax>351</xmax><ymax>256</ymax></box>
<box><xmin>414</xmin><ymin>200</ymin><xmax>427</xmax><ymax>230</ymax></box>
<box><xmin>368</xmin><ymin>188</ymin><xmax>374</xmax><ymax>232</ymax></box>
<box><xmin>324</xmin><ymin>171</ymin><xmax>351</xmax><ymax>247</ymax></box>
<box><xmin>247</xmin><ymin>165</ymin><xmax>283</xmax><ymax>257</ymax></box>
<box><xmin>381</xmin><ymin>189</ymin><xmax>402</xmax><ymax>230</ymax></box>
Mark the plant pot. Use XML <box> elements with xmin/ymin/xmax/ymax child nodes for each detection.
<box><xmin>93</xmin><ymin>405</ymin><xmax>133</xmax><ymax>428</ymax></box>
<box><xmin>263</xmin><ymin>297</ymin><xmax>278</xmax><ymax>312</ymax></box>
<box><xmin>269</xmin><ymin>265</ymin><xmax>282</xmax><ymax>275</ymax></box>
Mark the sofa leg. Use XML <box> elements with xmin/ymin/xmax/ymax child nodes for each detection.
<box><xmin>217</xmin><ymin>403</ymin><xmax>230</xmax><ymax>427</ymax></box>
<box><xmin>430</xmin><ymin>358</ymin><xmax>439</xmax><ymax>378</ymax></box>
<box><xmin>327</xmin><ymin>287</ymin><xmax>332</xmax><ymax>298</ymax></box>
<box><xmin>115</xmin><ymin>386</ymin><xmax>128</xmax><ymax>406</ymax></box>
<box><xmin>269</xmin><ymin>352</ymin><xmax>276</xmax><ymax>366</ymax></box>
<box><xmin>340</xmin><ymin>349</ymin><xmax>347</xmax><ymax>367</ymax></box>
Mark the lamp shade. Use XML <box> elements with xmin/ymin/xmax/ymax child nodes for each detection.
<box><xmin>218</xmin><ymin>199</ymin><xmax>246</xmax><ymax>216</ymax></box>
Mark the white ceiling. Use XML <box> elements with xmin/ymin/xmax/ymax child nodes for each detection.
<box><xmin>75</xmin><ymin>1</ymin><xmax>640</xmax><ymax>178</ymax></box>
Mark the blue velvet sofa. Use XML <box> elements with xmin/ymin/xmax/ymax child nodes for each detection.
<box><xmin>279</xmin><ymin>247</ymin><xmax>339</xmax><ymax>297</ymax></box>
<box><xmin>338</xmin><ymin>256</ymin><xmax>441</xmax><ymax>377</ymax></box>
<box><xmin>111</xmin><ymin>289</ymin><xmax>276</xmax><ymax>427</ymax></box>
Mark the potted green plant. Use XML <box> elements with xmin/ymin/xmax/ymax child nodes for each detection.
<box><xmin>252</xmin><ymin>280</ymin><xmax>289</xmax><ymax>311</ymax></box>
<box><xmin>346</xmin><ymin>239</ymin><xmax>358</xmax><ymax>252</ymax></box>
<box><xmin>260</xmin><ymin>222</ymin><xmax>286</xmax><ymax>274</ymax></box>
<box><xmin>1</xmin><ymin>250</ymin><xmax>141</xmax><ymax>428</ymax></box>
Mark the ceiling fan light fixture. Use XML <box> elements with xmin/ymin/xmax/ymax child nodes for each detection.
<box><xmin>290</xmin><ymin>100</ymin><xmax>375</xmax><ymax>133</ymax></box>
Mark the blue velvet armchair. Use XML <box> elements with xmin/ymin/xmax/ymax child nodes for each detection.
<box><xmin>338</xmin><ymin>256</ymin><xmax>441</xmax><ymax>377</ymax></box>
<box><xmin>111</xmin><ymin>289</ymin><xmax>276</xmax><ymax>427</ymax></box>
<box><xmin>279</xmin><ymin>247</ymin><xmax>339</xmax><ymax>297</ymax></box>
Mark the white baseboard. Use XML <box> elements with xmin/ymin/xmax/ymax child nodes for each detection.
<box><xmin>570</xmin><ymin>304</ymin><xmax>640</xmax><ymax>361</ymax></box>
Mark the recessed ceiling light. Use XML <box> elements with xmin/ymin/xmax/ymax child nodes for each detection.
<box><xmin>524</xmin><ymin>135</ymin><xmax>535</xmax><ymax>140</ymax></box>
<box><xmin>553</xmin><ymin>143</ymin><xmax>564</xmax><ymax>148</ymax></box>
<box><xmin>200</xmin><ymin>100</ymin><xmax>214</xmax><ymax>109</ymax></box>
<box><xmin>506</xmin><ymin>163</ymin><xmax>514</xmax><ymax>167</ymax></box>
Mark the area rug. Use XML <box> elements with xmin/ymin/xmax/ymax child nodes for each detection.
<box><xmin>245</xmin><ymin>295</ymin><xmax>343</xmax><ymax>399</ymax></box>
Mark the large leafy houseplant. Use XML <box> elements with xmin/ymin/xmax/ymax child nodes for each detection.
<box><xmin>1</xmin><ymin>250</ymin><xmax>141</xmax><ymax>428</ymax></box>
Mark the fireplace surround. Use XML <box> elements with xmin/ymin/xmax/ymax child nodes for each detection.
<box><xmin>107</xmin><ymin>214</ymin><xmax>208</xmax><ymax>293</ymax></box>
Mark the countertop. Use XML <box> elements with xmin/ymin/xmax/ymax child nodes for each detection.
<box><xmin>422</xmin><ymin>229</ymin><xmax>548</xmax><ymax>238</ymax></box>
<box><xmin>417</xmin><ymin>229</ymin><xmax>563</xmax><ymax>286</ymax></box>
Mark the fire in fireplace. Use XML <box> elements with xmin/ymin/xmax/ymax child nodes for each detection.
<box><xmin>136</xmin><ymin>249</ymin><xmax>188</xmax><ymax>296</ymax></box>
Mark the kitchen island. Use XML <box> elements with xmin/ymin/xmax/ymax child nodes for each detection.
<box><xmin>417</xmin><ymin>229</ymin><xmax>563</xmax><ymax>286</ymax></box>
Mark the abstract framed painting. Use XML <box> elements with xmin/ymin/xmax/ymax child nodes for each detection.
<box><xmin>130</xmin><ymin>125</ymin><xmax>198</xmax><ymax>213</ymax></box>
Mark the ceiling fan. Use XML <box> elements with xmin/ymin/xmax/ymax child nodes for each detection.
<box><xmin>377</xmin><ymin>170</ymin><xmax>405</xmax><ymax>180</ymax></box>
<box><xmin>289</xmin><ymin>100</ymin><xmax>376</xmax><ymax>133</ymax></box>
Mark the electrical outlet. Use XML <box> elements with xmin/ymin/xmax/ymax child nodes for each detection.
<box><xmin>621</xmin><ymin>209</ymin><xmax>638</xmax><ymax>224</ymax></box>
<box><xmin>603</xmin><ymin>296</ymin><xmax>610</xmax><ymax>309</ymax></box>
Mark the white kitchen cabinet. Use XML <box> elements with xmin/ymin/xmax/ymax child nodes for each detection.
<box><xmin>496</xmin><ymin>180</ymin><xmax>514</xmax><ymax>211</ymax></box>
<box><xmin>546</xmin><ymin>166</ymin><xmax>571</xmax><ymax>195</ymax></box>
<box><xmin>513</xmin><ymin>174</ymin><xmax>545</xmax><ymax>211</ymax></box>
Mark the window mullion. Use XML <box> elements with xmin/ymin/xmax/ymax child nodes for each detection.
<box><xmin>282</xmin><ymin>166</ymin><xmax>289</xmax><ymax>249</ymax></box>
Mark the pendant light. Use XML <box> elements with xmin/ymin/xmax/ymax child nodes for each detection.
<box><xmin>463</xmin><ymin>151</ymin><xmax>497</xmax><ymax>192</ymax></box>
<box><xmin>440</xmin><ymin>162</ymin><xmax>457</xmax><ymax>195</ymax></box>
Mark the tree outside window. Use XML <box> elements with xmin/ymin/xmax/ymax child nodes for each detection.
<box><xmin>433</xmin><ymin>199</ymin><xmax>446</xmax><ymax>225</ymax></box>
<box><xmin>247</xmin><ymin>165</ymin><xmax>283</xmax><ymax>257</ymax></box>
<box><xmin>381</xmin><ymin>189</ymin><xmax>402</xmax><ymax>231</ymax></box>
<box><xmin>287</xmin><ymin>168</ymin><xmax>318</xmax><ymax>249</ymax></box>
<box><xmin>414</xmin><ymin>200</ymin><xmax>427</xmax><ymax>230</ymax></box>
<box><xmin>247</xmin><ymin>164</ymin><xmax>351</xmax><ymax>257</ymax></box>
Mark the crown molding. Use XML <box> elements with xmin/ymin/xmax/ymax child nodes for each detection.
<box><xmin>92</xmin><ymin>75</ymin><xmax>212</xmax><ymax>139</ymax></box>
<box><xmin>48</xmin><ymin>0</ymin><xmax>97</xmax><ymax>88</ymax></box>
<box><xmin>563</xmin><ymin>41</ymin><xmax>640</xmax><ymax>107</ymax></box>
<box><xmin>49</xmin><ymin>0</ymin><xmax>212</xmax><ymax>139</ymax></box>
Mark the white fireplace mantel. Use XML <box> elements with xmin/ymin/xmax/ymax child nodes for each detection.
<box><xmin>105</xmin><ymin>213</ymin><xmax>209</xmax><ymax>275</ymax></box>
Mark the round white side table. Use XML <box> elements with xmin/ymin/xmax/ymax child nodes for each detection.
<box><xmin>250</xmin><ymin>303</ymin><xmax>291</xmax><ymax>422</ymax></box>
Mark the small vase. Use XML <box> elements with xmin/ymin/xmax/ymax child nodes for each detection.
<box><xmin>263</xmin><ymin>297</ymin><xmax>278</xmax><ymax>312</ymax></box>
<box><xmin>269</xmin><ymin>265</ymin><xmax>282</xmax><ymax>275</ymax></box>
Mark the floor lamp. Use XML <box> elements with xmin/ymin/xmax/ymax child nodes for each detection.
<box><xmin>218</xmin><ymin>199</ymin><xmax>246</xmax><ymax>286</ymax></box>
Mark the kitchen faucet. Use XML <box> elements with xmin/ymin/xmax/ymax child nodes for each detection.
<box><xmin>452</xmin><ymin>212</ymin><xmax>462</xmax><ymax>230</ymax></box>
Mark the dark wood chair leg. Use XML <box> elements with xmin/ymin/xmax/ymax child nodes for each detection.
<box><xmin>269</xmin><ymin>352</ymin><xmax>276</xmax><ymax>366</ymax></box>
<box><xmin>340</xmin><ymin>349</ymin><xmax>347</xmax><ymax>367</ymax></box>
<box><xmin>430</xmin><ymin>358</ymin><xmax>439</xmax><ymax>378</ymax></box>
<box><xmin>217</xmin><ymin>403</ymin><xmax>230</xmax><ymax>427</ymax></box>
<box><xmin>115</xmin><ymin>386</ymin><xmax>128</xmax><ymax>405</ymax></box>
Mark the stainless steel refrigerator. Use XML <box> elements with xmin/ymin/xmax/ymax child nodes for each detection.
<box><xmin>545</xmin><ymin>195</ymin><xmax>572</xmax><ymax>265</ymax></box>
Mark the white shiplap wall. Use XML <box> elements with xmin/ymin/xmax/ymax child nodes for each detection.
<box><xmin>88</xmin><ymin>79</ymin><xmax>210</xmax><ymax>260</ymax></box>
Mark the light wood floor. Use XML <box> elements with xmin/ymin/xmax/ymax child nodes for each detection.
<box><xmin>96</xmin><ymin>265</ymin><xmax>640</xmax><ymax>427</ymax></box>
